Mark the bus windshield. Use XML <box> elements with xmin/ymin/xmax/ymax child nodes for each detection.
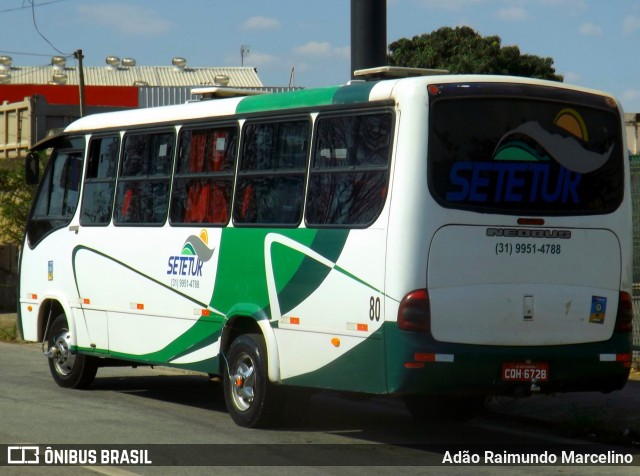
<box><xmin>428</xmin><ymin>83</ymin><xmax>624</xmax><ymax>215</ymax></box>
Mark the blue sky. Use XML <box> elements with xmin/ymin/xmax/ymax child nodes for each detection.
<box><xmin>2</xmin><ymin>0</ymin><xmax>640</xmax><ymax>112</ymax></box>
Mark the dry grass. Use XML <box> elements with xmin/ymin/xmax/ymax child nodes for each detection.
<box><xmin>0</xmin><ymin>313</ymin><xmax>19</xmax><ymax>342</ymax></box>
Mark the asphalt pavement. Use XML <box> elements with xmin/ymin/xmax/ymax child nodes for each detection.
<box><xmin>486</xmin><ymin>371</ymin><xmax>640</xmax><ymax>447</ymax></box>
<box><xmin>1</xmin><ymin>312</ymin><xmax>639</xmax><ymax>447</ymax></box>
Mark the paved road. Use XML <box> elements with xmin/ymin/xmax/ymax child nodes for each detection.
<box><xmin>0</xmin><ymin>342</ymin><xmax>636</xmax><ymax>475</ymax></box>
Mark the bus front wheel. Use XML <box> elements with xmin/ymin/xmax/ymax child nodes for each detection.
<box><xmin>223</xmin><ymin>333</ymin><xmax>283</xmax><ymax>428</ymax></box>
<box><xmin>47</xmin><ymin>314</ymin><xmax>98</xmax><ymax>389</ymax></box>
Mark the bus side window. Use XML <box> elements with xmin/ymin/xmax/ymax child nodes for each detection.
<box><xmin>44</xmin><ymin>151</ymin><xmax>83</xmax><ymax>217</ymax></box>
<box><xmin>114</xmin><ymin>131</ymin><xmax>174</xmax><ymax>226</ymax></box>
<box><xmin>80</xmin><ymin>136</ymin><xmax>119</xmax><ymax>226</ymax></box>
<box><xmin>306</xmin><ymin>112</ymin><xmax>392</xmax><ymax>227</ymax></box>
<box><xmin>27</xmin><ymin>136</ymin><xmax>86</xmax><ymax>247</ymax></box>
<box><xmin>233</xmin><ymin>119</ymin><xmax>309</xmax><ymax>226</ymax></box>
<box><xmin>169</xmin><ymin>126</ymin><xmax>237</xmax><ymax>226</ymax></box>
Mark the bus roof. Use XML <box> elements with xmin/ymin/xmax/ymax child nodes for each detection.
<box><xmin>62</xmin><ymin>74</ymin><xmax>618</xmax><ymax>134</ymax></box>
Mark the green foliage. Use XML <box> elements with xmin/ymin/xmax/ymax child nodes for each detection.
<box><xmin>0</xmin><ymin>158</ymin><xmax>37</xmax><ymax>246</ymax></box>
<box><xmin>388</xmin><ymin>26</ymin><xmax>563</xmax><ymax>81</ymax></box>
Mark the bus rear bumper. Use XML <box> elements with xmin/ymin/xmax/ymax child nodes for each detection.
<box><xmin>386</xmin><ymin>333</ymin><xmax>632</xmax><ymax>397</ymax></box>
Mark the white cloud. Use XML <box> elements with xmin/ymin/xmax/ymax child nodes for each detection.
<box><xmin>579</xmin><ymin>22</ymin><xmax>603</xmax><ymax>37</ymax></box>
<box><xmin>293</xmin><ymin>41</ymin><xmax>349</xmax><ymax>59</ymax></box>
<box><xmin>562</xmin><ymin>71</ymin><xmax>581</xmax><ymax>84</ymax></box>
<box><xmin>333</xmin><ymin>46</ymin><xmax>351</xmax><ymax>60</ymax></box>
<box><xmin>537</xmin><ymin>0</ymin><xmax>587</xmax><ymax>14</ymax></box>
<box><xmin>243</xmin><ymin>51</ymin><xmax>278</xmax><ymax>67</ymax></box>
<box><xmin>621</xmin><ymin>89</ymin><xmax>640</xmax><ymax>104</ymax></box>
<box><xmin>620</xmin><ymin>89</ymin><xmax>640</xmax><ymax>113</ymax></box>
<box><xmin>242</xmin><ymin>16</ymin><xmax>281</xmax><ymax>31</ymax></box>
<box><xmin>294</xmin><ymin>41</ymin><xmax>331</xmax><ymax>57</ymax></box>
<box><xmin>415</xmin><ymin>0</ymin><xmax>486</xmax><ymax>11</ymax></box>
<box><xmin>77</xmin><ymin>4</ymin><xmax>172</xmax><ymax>36</ymax></box>
<box><xmin>496</xmin><ymin>6</ymin><xmax>531</xmax><ymax>22</ymax></box>
<box><xmin>291</xmin><ymin>62</ymin><xmax>311</xmax><ymax>74</ymax></box>
<box><xmin>623</xmin><ymin>16</ymin><xmax>640</xmax><ymax>35</ymax></box>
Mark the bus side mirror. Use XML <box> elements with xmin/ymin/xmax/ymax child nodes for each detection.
<box><xmin>25</xmin><ymin>152</ymin><xmax>40</xmax><ymax>185</ymax></box>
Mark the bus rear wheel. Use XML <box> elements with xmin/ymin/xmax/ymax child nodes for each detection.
<box><xmin>223</xmin><ymin>333</ymin><xmax>283</xmax><ymax>428</ymax></box>
<box><xmin>47</xmin><ymin>314</ymin><xmax>98</xmax><ymax>389</ymax></box>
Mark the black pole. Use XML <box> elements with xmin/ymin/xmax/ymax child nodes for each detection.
<box><xmin>350</xmin><ymin>0</ymin><xmax>387</xmax><ymax>78</ymax></box>
<box><xmin>74</xmin><ymin>49</ymin><xmax>86</xmax><ymax>118</ymax></box>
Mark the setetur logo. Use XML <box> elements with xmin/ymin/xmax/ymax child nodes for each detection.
<box><xmin>445</xmin><ymin>108</ymin><xmax>613</xmax><ymax>205</ymax></box>
<box><xmin>167</xmin><ymin>229</ymin><xmax>215</xmax><ymax>277</ymax></box>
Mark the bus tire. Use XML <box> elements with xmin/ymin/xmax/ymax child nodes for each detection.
<box><xmin>404</xmin><ymin>395</ymin><xmax>485</xmax><ymax>422</ymax></box>
<box><xmin>223</xmin><ymin>333</ymin><xmax>283</xmax><ymax>428</ymax></box>
<box><xmin>47</xmin><ymin>313</ymin><xmax>98</xmax><ymax>389</ymax></box>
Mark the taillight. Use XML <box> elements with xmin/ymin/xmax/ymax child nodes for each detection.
<box><xmin>615</xmin><ymin>291</ymin><xmax>633</xmax><ymax>333</ymax></box>
<box><xmin>398</xmin><ymin>289</ymin><xmax>430</xmax><ymax>332</ymax></box>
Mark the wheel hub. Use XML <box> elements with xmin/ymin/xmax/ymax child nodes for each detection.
<box><xmin>51</xmin><ymin>330</ymin><xmax>76</xmax><ymax>376</ymax></box>
<box><xmin>230</xmin><ymin>357</ymin><xmax>255</xmax><ymax>411</ymax></box>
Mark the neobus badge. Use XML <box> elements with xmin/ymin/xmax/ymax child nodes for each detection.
<box><xmin>486</xmin><ymin>228</ymin><xmax>572</xmax><ymax>239</ymax></box>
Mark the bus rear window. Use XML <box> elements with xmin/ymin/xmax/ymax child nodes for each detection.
<box><xmin>428</xmin><ymin>84</ymin><xmax>624</xmax><ymax>215</ymax></box>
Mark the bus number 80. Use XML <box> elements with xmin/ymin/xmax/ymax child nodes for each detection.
<box><xmin>369</xmin><ymin>296</ymin><xmax>381</xmax><ymax>321</ymax></box>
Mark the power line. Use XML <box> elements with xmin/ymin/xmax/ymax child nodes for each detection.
<box><xmin>0</xmin><ymin>0</ymin><xmax>69</xmax><ymax>15</ymax></box>
<box><xmin>28</xmin><ymin>0</ymin><xmax>72</xmax><ymax>56</ymax></box>
<box><xmin>0</xmin><ymin>1</ymin><xmax>73</xmax><ymax>60</ymax></box>
<box><xmin>4</xmin><ymin>62</ymin><xmax>54</xmax><ymax>81</ymax></box>
<box><xmin>0</xmin><ymin>49</ymin><xmax>59</xmax><ymax>58</ymax></box>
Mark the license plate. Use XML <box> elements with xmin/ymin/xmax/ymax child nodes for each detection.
<box><xmin>502</xmin><ymin>362</ymin><xmax>549</xmax><ymax>382</ymax></box>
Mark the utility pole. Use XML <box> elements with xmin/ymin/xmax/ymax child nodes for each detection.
<box><xmin>350</xmin><ymin>0</ymin><xmax>387</xmax><ymax>78</ymax></box>
<box><xmin>74</xmin><ymin>49</ymin><xmax>86</xmax><ymax>117</ymax></box>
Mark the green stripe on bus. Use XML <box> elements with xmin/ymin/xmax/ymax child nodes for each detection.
<box><xmin>275</xmin><ymin>229</ymin><xmax>349</xmax><ymax>315</ymax></box>
<box><xmin>100</xmin><ymin>317</ymin><xmax>223</xmax><ymax>365</ymax></box>
<box><xmin>210</xmin><ymin>228</ymin><xmax>350</xmax><ymax>318</ymax></box>
<box><xmin>332</xmin><ymin>81</ymin><xmax>378</xmax><ymax>104</ymax></box>
<box><xmin>236</xmin><ymin>87</ymin><xmax>341</xmax><ymax>114</ymax></box>
<box><xmin>235</xmin><ymin>82</ymin><xmax>379</xmax><ymax>114</ymax></box>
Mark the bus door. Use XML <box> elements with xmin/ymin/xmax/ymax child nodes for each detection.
<box><xmin>71</xmin><ymin>135</ymin><xmax>122</xmax><ymax>354</ymax></box>
<box><xmin>20</xmin><ymin>136</ymin><xmax>91</xmax><ymax>344</ymax></box>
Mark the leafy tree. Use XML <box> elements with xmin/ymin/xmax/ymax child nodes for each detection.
<box><xmin>0</xmin><ymin>158</ymin><xmax>37</xmax><ymax>246</ymax></box>
<box><xmin>388</xmin><ymin>26</ymin><xmax>563</xmax><ymax>81</ymax></box>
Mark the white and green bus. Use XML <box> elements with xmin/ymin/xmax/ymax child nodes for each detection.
<box><xmin>18</xmin><ymin>70</ymin><xmax>633</xmax><ymax>427</ymax></box>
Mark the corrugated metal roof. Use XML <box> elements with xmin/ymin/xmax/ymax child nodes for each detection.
<box><xmin>137</xmin><ymin>86</ymin><xmax>304</xmax><ymax>108</ymax></box>
<box><xmin>4</xmin><ymin>64</ymin><xmax>263</xmax><ymax>88</ymax></box>
<box><xmin>138</xmin><ymin>86</ymin><xmax>196</xmax><ymax>108</ymax></box>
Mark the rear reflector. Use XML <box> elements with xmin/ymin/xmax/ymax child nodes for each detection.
<box><xmin>397</xmin><ymin>289</ymin><xmax>430</xmax><ymax>332</ymax></box>
<box><xmin>415</xmin><ymin>353</ymin><xmax>455</xmax><ymax>362</ymax></box>
<box><xmin>599</xmin><ymin>353</ymin><xmax>632</xmax><ymax>362</ymax></box>
<box><xmin>404</xmin><ymin>362</ymin><xmax>425</xmax><ymax>369</ymax></box>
